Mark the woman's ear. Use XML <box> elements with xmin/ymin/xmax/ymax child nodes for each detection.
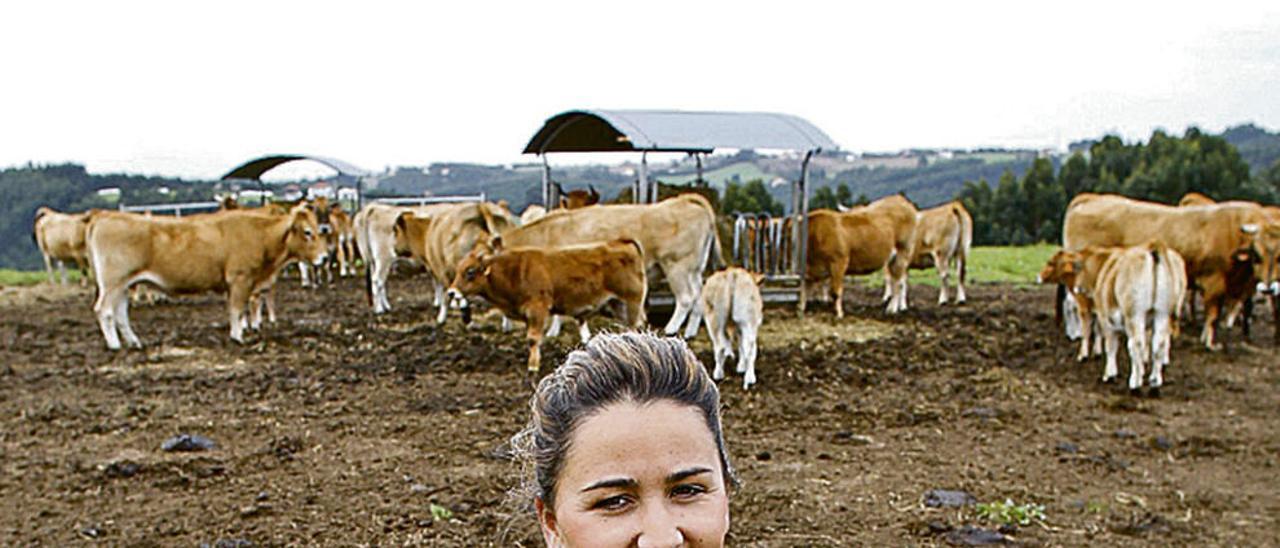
<box><xmin>536</xmin><ymin>497</ymin><xmax>562</xmax><ymax>547</ymax></box>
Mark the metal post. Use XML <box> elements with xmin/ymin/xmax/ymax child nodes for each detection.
<box><xmin>259</xmin><ymin>179</ymin><xmax>267</xmax><ymax>207</ymax></box>
<box><xmin>541</xmin><ymin>155</ymin><xmax>552</xmax><ymax>208</ymax></box>
<box><xmin>638</xmin><ymin>151</ymin><xmax>650</xmax><ymax>204</ymax></box>
<box><xmin>695</xmin><ymin>153</ymin><xmax>705</xmax><ymax>186</ymax></box>
<box><xmin>795</xmin><ymin>149</ymin><xmax>815</xmax><ymax>317</ymax></box>
<box><xmin>356</xmin><ymin>176</ymin><xmax>364</xmax><ymax>211</ymax></box>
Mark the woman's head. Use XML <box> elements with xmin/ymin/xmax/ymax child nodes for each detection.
<box><xmin>513</xmin><ymin>332</ymin><xmax>736</xmax><ymax>547</ymax></box>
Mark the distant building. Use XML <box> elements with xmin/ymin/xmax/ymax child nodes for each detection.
<box><xmin>307</xmin><ymin>182</ymin><xmax>334</xmax><ymax>200</ymax></box>
<box><xmin>280</xmin><ymin>184</ymin><xmax>304</xmax><ymax>202</ymax></box>
<box><xmin>237</xmin><ymin>189</ymin><xmax>274</xmax><ymax>202</ymax></box>
<box><xmin>96</xmin><ymin>187</ymin><xmax>121</xmax><ymax>200</ymax></box>
<box><xmin>157</xmin><ymin>186</ymin><xmax>172</xmax><ymax>195</ymax></box>
<box><xmin>337</xmin><ymin>187</ymin><xmax>359</xmax><ymax>202</ymax></box>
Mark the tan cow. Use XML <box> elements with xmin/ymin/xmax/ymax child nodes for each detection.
<box><xmin>33</xmin><ymin>207</ymin><xmax>93</xmax><ymax>286</ymax></box>
<box><xmin>701</xmin><ymin>267</ymin><xmax>766</xmax><ymax>390</ymax></box>
<box><xmin>353</xmin><ymin>202</ymin><xmax>457</xmax><ymax>314</ymax></box>
<box><xmin>1177</xmin><ymin>192</ymin><xmax>1216</xmax><ymax>207</ymax></box>
<box><xmin>1037</xmin><ymin>246</ymin><xmax>1123</xmax><ymax>361</ymax></box>
<box><xmin>393</xmin><ymin>202</ymin><xmax>519</xmax><ymax>324</ymax></box>
<box><xmin>555</xmin><ymin>182</ymin><xmax>601</xmax><ymax>209</ymax></box>
<box><xmin>1062</xmin><ymin>193</ymin><xmax>1280</xmax><ymax>349</ymax></box>
<box><xmin>492</xmin><ymin>193</ymin><xmax>722</xmax><ymax>338</ymax></box>
<box><xmin>447</xmin><ymin>237</ymin><xmax>647</xmax><ymax>375</ymax></box>
<box><xmin>885</xmin><ymin>200</ymin><xmax>972</xmax><ymax>305</ymax></box>
<box><xmin>85</xmin><ymin>205</ymin><xmax>327</xmax><ymax>349</ymax></box>
<box><xmin>804</xmin><ymin>195</ymin><xmax>918</xmax><ymax>317</ymax></box>
<box><xmin>520</xmin><ymin>204</ymin><xmax>547</xmax><ymax>225</ymax></box>
<box><xmin>1091</xmin><ymin>241</ymin><xmax>1187</xmax><ymax>394</ymax></box>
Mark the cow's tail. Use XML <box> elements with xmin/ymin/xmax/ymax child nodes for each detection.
<box><xmin>1149</xmin><ymin>241</ymin><xmax>1163</xmax><ymax>317</ymax></box>
<box><xmin>681</xmin><ymin>193</ymin><xmax>725</xmax><ymax>272</ymax></box>
<box><xmin>957</xmin><ymin>203</ymin><xmax>973</xmax><ymax>284</ymax></box>
<box><xmin>1055</xmin><ymin>282</ymin><xmax>1066</xmax><ymax>327</ymax></box>
<box><xmin>355</xmin><ymin>209</ymin><xmax>374</xmax><ymax>306</ymax></box>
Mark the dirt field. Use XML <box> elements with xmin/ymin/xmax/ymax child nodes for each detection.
<box><xmin>1</xmin><ymin>274</ymin><xmax>1277</xmax><ymax>546</ymax></box>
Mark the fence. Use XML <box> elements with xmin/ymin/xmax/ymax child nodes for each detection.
<box><xmin>118</xmin><ymin>201</ymin><xmax>221</xmax><ymax>217</ymax></box>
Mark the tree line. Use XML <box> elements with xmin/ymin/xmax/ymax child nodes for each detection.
<box><xmin>956</xmin><ymin>128</ymin><xmax>1280</xmax><ymax>245</ymax></box>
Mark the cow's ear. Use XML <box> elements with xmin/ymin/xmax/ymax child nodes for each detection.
<box><xmin>395</xmin><ymin>212</ymin><xmax>410</xmax><ymax>233</ymax></box>
<box><xmin>1241</xmin><ymin>223</ymin><xmax>1260</xmax><ymax>235</ymax></box>
<box><xmin>489</xmin><ymin>235</ymin><xmax>504</xmax><ymax>251</ymax></box>
<box><xmin>483</xmin><ymin>265</ymin><xmax>492</xmax><ymax>277</ymax></box>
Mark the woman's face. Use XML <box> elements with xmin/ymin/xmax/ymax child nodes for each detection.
<box><xmin>537</xmin><ymin>399</ymin><xmax>730</xmax><ymax>547</ymax></box>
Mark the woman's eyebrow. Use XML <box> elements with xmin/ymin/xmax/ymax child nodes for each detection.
<box><xmin>666</xmin><ymin>467</ymin><xmax>713</xmax><ymax>483</ymax></box>
<box><xmin>580</xmin><ymin>477</ymin><xmax>638</xmax><ymax>493</ymax></box>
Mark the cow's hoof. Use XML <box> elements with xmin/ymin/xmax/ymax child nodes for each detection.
<box><xmin>1129</xmin><ymin>387</ymin><xmax>1141</xmax><ymax>397</ymax></box>
<box><xmin>1147</xmin><ymin>386</ymin><xmax>1161</xmax><ymax>398</ymax></box>
<box><xmin>1100</xmin><ymin>376</ymin><xmax>1116</xmax><ymax>385</ymax></box>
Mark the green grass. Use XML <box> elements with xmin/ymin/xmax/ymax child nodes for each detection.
<box><xmin>855</xmin><ymin>243</ymin><xmax>1057</xmax><ymax>288</ymax></box>
<box><xmin>0</xmin><ymin>269</ymin><xmax>83</xmax><ymax>287</ymax></box>
<box><xmin>657</xmin><ymin>162</ymin><xmax>780</xmax><ymax>188</ymax></box>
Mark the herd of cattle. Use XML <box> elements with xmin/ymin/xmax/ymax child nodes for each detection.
<box><xmin>28</xmin><ymin>187</ymin><xmax>1280</xmax><ymax>393</ymax></box>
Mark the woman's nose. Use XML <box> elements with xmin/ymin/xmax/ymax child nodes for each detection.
<box><xmin>635</xmin><ymin>504</ymin><xmax>684</xmax><ymax>548</ymax></box>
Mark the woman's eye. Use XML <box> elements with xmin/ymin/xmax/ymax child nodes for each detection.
<box><xmin>591</xmin><ymin>495</ymin><xmax>632</xmax><ymax>512</ymax></box>
<box><xmin>670</xmin><ymin>483</ymin><xmax>708</xmax><ymax>499</ymax></box>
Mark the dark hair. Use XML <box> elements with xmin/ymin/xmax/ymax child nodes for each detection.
<box><xmin>512</xmin><ymin>332</ymin><xmax>737</xmax><ymax>511</ymax></box>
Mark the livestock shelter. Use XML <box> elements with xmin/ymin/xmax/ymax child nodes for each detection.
<box><xmin>221</xmin><ymin>154</ymin><xmax>371</xmax><ymax>208</ymax></box>
<box><xmin>522</xmin><ymin>109</ymin><xmax>838</xmax><ymax>310</ymax></box>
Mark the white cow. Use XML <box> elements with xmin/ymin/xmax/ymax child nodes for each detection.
<box><xmin>702</xmin><ymin>267</ymin><xmax>765</xmax><ymax>389</ymax></box>
<box><xmin>1092</xmin><ymin>241</ymin><xmax>1187</xmax><ymax>394</ymax></box>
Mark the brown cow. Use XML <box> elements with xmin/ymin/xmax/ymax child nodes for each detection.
<box><xmin>1037</xmin><ymin>246</ymin><xmax>1123</xmax><ymax>361</ymax></box>
<box><xmin>886</xmin><ymin>200</ymin><xmax>972</xmax><ymax>305</ymax></box>
<box><xmin>1177</xmin><ymin>192</ymin><xmax>1216</xmax><ymax>207</ymax></box>
<box><xmin>555</xmin><ymin>182</ymin><xmax>601</xmax><ymax>209</ymax></box>
<box><xmin>493</xmin><ymin>193</ymin><xmax>722</xmax><ymax>338</ymax></box>
<box><xmin>1091</xmin><ymin>241</ymin><xmax>1187</xmax><ymax>394</ymax></box>
<box><xmin>446</xmin><ymin>237</ymin><xmax>647</xmax><ymax>375</ymax></box>
<box><xmin>33</xmin><ymin>207</ymin><xmax>93</xmax><ymax>286</ymax></box>
<box><xmin>1062</xmin><ymin>193</ymin><xmax>1280</xmax><ymax>349</ymax></box>
<box><xmin>86</xmin><ymin>205</ymin><xmax>327</xmax><ymax>349</ymax></box>
<box><xmin>804</xmin><ymin>195</ymin><xmax>918</xmax><ymax>317</ymax></box>
<box><xmin>393</xmin><ymin>202</ymin><xmax>519</xmax><ymax>324</ymax></box>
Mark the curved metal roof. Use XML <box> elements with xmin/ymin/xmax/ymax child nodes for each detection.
<box><xmin>220</xmin><ymin>154</ymin><xmax>369</xmax><ymax>181</ymax></box>
<box><xmin>523</xmin><ymin>109</ymin><xmax>837</xmax><ymax>155</ymax></box>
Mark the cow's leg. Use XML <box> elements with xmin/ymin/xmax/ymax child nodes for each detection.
<box><xmin>435</xmin><ymin>281</ymin><xmax>450</xmax><ymax>325</ymax></box>
<box><xmin>829</xmin><ymin>259</ymin><xmax>849</xmax><ymax>319</ymax></box>
<box><xmin>546</xmin><ymin>315</ymin><xmax>563</xmax><ymax>338</ymax></box>
<box><xmin>683</xmin><ymin>272</ymin><xmax>706</xmax><ymax>339</ymax></box>
<box><xmin>578</xmin><ymin>317</ymin><xmax>592</xmax><ymax>343</ymax></box>
<box><xmin>1063</xmin><ymin>290</ymin><xmax>1082</xmax><ymax>340</ymax></box>
<box><xmin>57</xmin><ymin>260</ymin><xmax>68</xmax><ymax>286</ymax></box>
<box><xmin>94</xmin><ymin>284</ymin><xmax>124</xmax><ymax>350</ymax></box>
<box><xmin>523</xmin><ymin>307</ymin><xmax>549</xmax><ymax>376</ymax></box>
<box><xmin>1076</xmin><ymin>302</ymin><xmax>1093</xmax><ymax>361</ymax></box>
<box><xmin>247</xmin><ymin>292</ymin><xmax>262</xmax><ymax>331</ymax></box>
<box><xmin>299</xmin><ymin>262</ymin><xmax>311</xmax><ymax>289</ymax></box>
<box><xmin>336</xmin><ymin>236</ymin><xmax>348</xmax><ymax>278</ymax></box>
<box><xmin>1199</xmin><ymin>280</ymin><xmax>1225</xmax><ymax>351</ymax></box>
<box><xmin>954</xmin><ymin>255</ymin><xmax>967</xmax><ymax>304</ymax></box>
<box><xmin>228</xmin><ymin>280</ymin><xmax>251</xmax><ymax>344</ymax></box>
<box><xmin>372</xmin><ymin>256</ymin><xmax>393</xmax><ymax>314</ymax></box>
<box><xmin>1101</xmin><ymin>323</ymin><xmax>1120</xmax><ymax>384</ymax></box>
<box><xmin>662</xmin><ymin>266</ymin><xmax>696</xmax><ymax>336</ymax></box>
<box><xmin>1125</xmin><ymin>313</ymin><xmax>1147</xmax><ymax>393</ymax></box>
<box><xmin>1150</xmin><ymin>312</ymin><xmax>1172</xmax><ymax>392</ymax></box>
<box><xmin>113</xmin><ymin>291</ymin><xmax>142</xmax><ymax>348</ymax></box>
<box><xmin>881</xmin><ymin>268</ymin><xmax>893</xmax><ymax>303</ymax></box>
<box><xmin>886</xmin><ymin>254</ymin><xmax>909</xmax><ymax>314</ymax></box>
<box><xmin>703</xmin><ymin>297</ymin><xmax>729</xmax><ymax>381</ymax></box>
<box><xmin>936</xmin><ymin>251</ymin><xmax>950</xmax><ymax>305</ymax></box>
<box><xmin>739</xmin><ymin>324</ymin><xmax>758</xmax><ymax>389</ymax></box>
<box><xmin>42</xmin><ymin>252</ymin><xmax>55</xmax><ymax>285</ymax></box>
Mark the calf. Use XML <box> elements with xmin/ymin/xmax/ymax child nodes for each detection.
<box><xmin>86</xmin><ymin>206</ymin><xmax>327</xmax><ymax>349</ymax></box>
<box><xmin>886</xmin><ymin>201</ymin><xmax>972</xmax><ymax>305</ymax></box>
<box><xmin>447</xmin><ymin>237</ymin><xmax>647</xmax><ymax>375</ymax></box>
<box><xmin>1092</xmin><ymin>241</ymin><xmax>1187</xmax><ymax>394</ymax></box>
<box><xmin>33</xmin><ymin>207</ymin><xmax>92</xmax><ymax>286</ymax></box>
<box><xmin>804</xmin><ymin>195</ymin><xmax>918</xmax><ymax>317</ymax></box>
<box><xmin>1038</xmin><ymin>246</ymin><xmax>1123</xmax><ymax>361</ymax></box>
<box><xmin>701</xmin><ymin>268</ymin><xmax>765</xmax><ymax>389</ymax></box>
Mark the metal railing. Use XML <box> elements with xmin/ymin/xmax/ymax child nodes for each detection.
<box><xmin>373</xmin><ymin>193</ymin><xmax>487</xmax><ymax>206</ymax></box>
<box><xmin>119</xmin><ymin>201</ymin><xmax>221</xmax><ymax>217</ymax></box>
<box><xmin>732</xmin><ymin>213</ymin><xmax>799</xmax><ymax>279</ymax></box>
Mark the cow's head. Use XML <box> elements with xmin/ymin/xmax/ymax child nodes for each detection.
<box><xmin>1243</xmin><ymin>221</ymin><xmax>1280</xmax><ymax>295</ymax></box>
<box><xmin>312</xmin><ymin>197</ymin><xmax>334</xmax><ymax>235</ymax></box>
<box><xmin>285</xmin><ymin>204</ymin><xmax>328</xmax><ymax>266</ymax></box>
<box><xmin>393</xmin><ymin>212</ymin><xmax>432</xmax><ymax>261</ymax></box>
<box><xmin>559</xmin><ymin>184</ymin><xmax>601</xmax><ymax>209</ymax></box>
<box><xmin>1037</xmin><ymin>250</ymin><xmax>1083</xmax><ymax>286</ymax></box>
<box><xmin>447</xmin><ymin>236</ymin><xmax>502</xmax><ymax>321</ymax></box>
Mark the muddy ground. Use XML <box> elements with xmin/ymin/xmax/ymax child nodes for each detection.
<box><xmin>1</xmin><ymin>273</ymin><xmax>1277</xmax><ymax>546</ymax></box>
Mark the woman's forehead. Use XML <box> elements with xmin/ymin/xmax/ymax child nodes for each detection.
<box><xmin>560</xmin><ymin>400</ymin><xmax>721</xmax><ymax>484</ymax></box>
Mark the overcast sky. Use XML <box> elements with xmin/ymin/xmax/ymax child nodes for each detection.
<box><xmin>3</xmin><ymin>1</ymin><xmax>1278</xmax><ymax>181</ymax></box>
